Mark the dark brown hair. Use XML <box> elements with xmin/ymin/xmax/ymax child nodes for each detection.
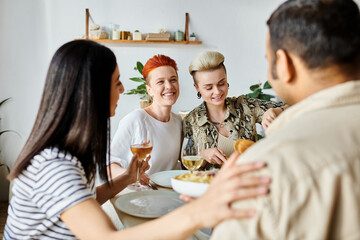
<box><xmin>9</xmin><ymin>40</ymin><xmax>116</xmax><ymax>183</ymax></box>
<box><xmin>267</xmin><ymin>0</ymin><xmax>360</xmax><ymax>77</ymax></box>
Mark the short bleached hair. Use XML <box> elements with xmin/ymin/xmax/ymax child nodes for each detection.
<box><xmin>189</xmin><ymin>51</ymin><xmax>225</xmax><ymax>75</ymax></box>
<box><xmin>188</xmin><ymin>51</ymin><xmax>225</xmax><ymax>83</ymax></box>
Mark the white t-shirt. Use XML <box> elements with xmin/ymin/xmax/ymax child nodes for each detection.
<box><xmin>110</xmin><ymin>109</ymin><xmax>182</xmax><ymax>174</ymax></box>
<box><xmin>4</xmin><ymin>147</ymin><xmax>95</xmax><ymax>239</ymax></box>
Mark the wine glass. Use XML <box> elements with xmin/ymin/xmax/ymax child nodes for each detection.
<box><xmin>128</xmin><ymin>129</ymin><xmax>153</xmax><ymax>191</ymax></box>
<box><xmin>181</xmin><ymin>138</ymin><xmax>203</xmax><ymax>173</ymax></box>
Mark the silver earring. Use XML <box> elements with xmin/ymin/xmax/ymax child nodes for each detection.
<box><xmin>197</xmin><ymin>92</ymin><xmax>201</xmax><ymax>99</ymax></box>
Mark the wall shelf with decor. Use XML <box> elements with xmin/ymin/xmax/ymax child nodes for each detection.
<box><xmin>83</xmin><ymin>9</ymin><xmax>202</xmax><ymax>45</ymax></box>
<box><xmin>88</xmin><ymin>39</ymin><xmax>202</xmax><ymax>45</ymax></box>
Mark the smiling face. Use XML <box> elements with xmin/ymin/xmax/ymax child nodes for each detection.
<box><xmin>146</xmin><ymin>66</ymin><xmax>179</xmax><ymax>107</ymax></box>
<box><xmin>194</xmin><ymin>66</ymin><xmax>228</xmax><ymax>107</ymax></box>
<box><xmin>110</xmin><ymin>65</ymin><xmax>124</xmax><ymax>116</ymax></box>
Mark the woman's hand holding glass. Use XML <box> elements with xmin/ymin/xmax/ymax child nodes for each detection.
<box><xmin>128</xmin><ymin>130</ymin><xmax>153</xmax><ymax>191</ymax></box>
<box><xmin>125</xmin><ymin>154</ymin><xmax>150</xmax><ymax>185</ymax></box>
<box><xmin>179</xmin><ymin>151</ymin><xmax>271</xmax><ymax>228</ymax></box>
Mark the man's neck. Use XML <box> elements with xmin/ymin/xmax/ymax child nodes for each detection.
<box><xmin>294</xmin><ymin>65</ymin><xmax>354</xmax><ymax>104</ymax></box>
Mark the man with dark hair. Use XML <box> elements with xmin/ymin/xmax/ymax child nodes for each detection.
<box><xmin>212</xmin><ymin>0</ymin><xmax>360</xmax><ymax>239</ymax></box>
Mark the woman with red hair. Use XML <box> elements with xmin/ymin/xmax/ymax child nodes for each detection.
<box><xmin>109</xmin><ymin>54</ymin><xmax>182</xmax><ymax>187</ymax></box>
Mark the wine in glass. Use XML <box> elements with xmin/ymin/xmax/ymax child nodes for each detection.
<box><xmin>181</xmin><ymin>138</ymin><xmax>203</xmax><ymax>173</ymax></box>
<box><xmin>128</xmin><ymin>130</ymin><xmax>153</xmax><ymax>191</ymax></box>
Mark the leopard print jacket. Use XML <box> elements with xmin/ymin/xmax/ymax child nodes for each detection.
<box><xmin>182</xmin><ymin>96</ymin><xmax>284</xmax><ymax>170</ymax></box>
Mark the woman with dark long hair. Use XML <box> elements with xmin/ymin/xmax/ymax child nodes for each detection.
<box><xmin>4</xmin><ymin>40</ymin><xmax>270</xmax><ymax>239</ymax></box>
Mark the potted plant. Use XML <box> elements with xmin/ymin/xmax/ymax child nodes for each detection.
<box><xmin>246</xmin><ymin>81</ymin><xmax>275</xmax><ymax>101</ymax></box>
<box><xmin>133</xmin><ymin>30</ymin><xmax>142</xmax><ymax>40</ymax></box>
<box><xmin>246</xmin><ymin>81</ymin><xmax>276</xmax><ymax>139</ymax></box>
<box><xmin>189</xmin><ymin>32</ymin><xmax>196</xmax><ymax>41</ymax></box>
<box><xmin>124</xmin><ymin>61</ymin><xmax>152</xmax><ymax>108</ymax></box>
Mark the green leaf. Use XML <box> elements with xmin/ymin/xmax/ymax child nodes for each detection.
<box><xmin>263</xmin><ymin>81</ymin><xmax>272</xmax><ymax>89</ymax></box>
<box><xmin>258</xmin><ymin>94</ymin><xmax>272</xmax><ymax>101</ymax></box>
<box><xmin>126</xmin><ymin>61</ymin><xmax>148</xmax><ymax>99</ymax></box>
<box><xmin>129</xmin><ymin>77</ymin><xmax>145</xmax><ymax>83</ymax></box>
<box><xmin>250</xmin><ymin>84</ymin><xmax>261</xmax><ymax>91</ymax></box>
<box><xmin>246</xmin><ymin>88</ymin><xmax>262</xmax><ymax>99</ymax></box>
<box><xmin>136</xmin><ymin>84</ymin><xmax>146</xmax><ymax>90</ymax></box>
<box><xmin>136</xmin><ymin>62</ymin><xmax>144</xmax><ymax>75</ymax></box>
<box><xmin>262</xmin><ymin>93</ymin><xmax>275</xmax><ymax>100</ymax></box>
<box><xmin>135</xmin><ymin>86</ymin><xmax>147</xmax><ymax>92</ymax></box>
<box><xmin>124</xmin><ymin>90</ymin><xmax>138</xmax><ymax>95</ymax></box>
<box><xmin>253</xmin><ymin>88</ymin><xmax>262</xmax><ymax>95</ymax></box>
<box><xmin>247</xmin><ymin>92</ymin><xmax>259</xmax><ymax>98</ymax></box>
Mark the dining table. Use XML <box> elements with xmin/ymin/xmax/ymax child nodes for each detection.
<box><xmin>109</xmin><ymin>178</ymin><xmax>211</xmax><ymax>240</ymax></box>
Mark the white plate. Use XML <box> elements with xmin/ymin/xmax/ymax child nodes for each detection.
<box><xmin>150</xmin><ymin>170</ymin><xmax>189</xmax><ymax>188</ymax></box>
<box><xmin>114</xmin><ymin>190</ymin><xmax>184</xmax><ymax>218</ymax></box>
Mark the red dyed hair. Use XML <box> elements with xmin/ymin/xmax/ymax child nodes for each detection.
<box><xmin>142</xmin><ymin>54</ymin><xmax>178</xmax><ymax>83</ymax></box>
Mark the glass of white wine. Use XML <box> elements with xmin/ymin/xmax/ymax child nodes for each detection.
<box><xmin>128</xmin><ymin>129</ymin><xmax>153</xmax><ymax>191</ymax></box>
<box><xmin>181</xmin><ymin>138</ymin><xmax>203</xmax><ymax>173</ymax></box>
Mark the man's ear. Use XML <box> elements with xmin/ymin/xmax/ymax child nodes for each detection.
<box><xmin>276</xmin><ymin>49</ymin><xmax>294</xmax><ymax>83</ymax></box>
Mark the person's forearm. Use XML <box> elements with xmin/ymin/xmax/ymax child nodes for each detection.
<box><xmin>96</xmin><ymin>175</ymin><xmax>131</xmax><ymax>205</ymax></box>
<box><xmin>118</xmin><ymin>201</ymin><xmax>203</xmax><ymax>240</ymax></box>
<box><xmin>96</xmin><ymin>164</ymin><xmax>131</xmax><ymax>205</ymax></box>
<box><xmin>63</xmin><ymin>197</ymin><xmax>202</xmax><ymax>240</ymax></box>
<box><xmin>107</xmin><ymin>162</ymin><xmax>127</xmax><ymax>178</ymax></box>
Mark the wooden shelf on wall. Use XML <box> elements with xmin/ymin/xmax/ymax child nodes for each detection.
<box><xmin>88</xmin><ymin>39</ymin><xmax>202</xmax><ymax>44</ymax></box>
<box><xmin>84</xmin><ymin>9</ymin><xmax>202</xmax><ymax>45</ymax></box>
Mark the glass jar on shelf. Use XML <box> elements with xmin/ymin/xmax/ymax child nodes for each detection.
<box><xmin>112</xmin><ymin>24</ymin><xmax>120</xmax><ymax>40</ymax></box>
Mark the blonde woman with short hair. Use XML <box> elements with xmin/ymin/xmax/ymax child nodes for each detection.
<box><xmin>183</xmin><ymin>51</ymin><xmax>285</xmax><ymax>170</ymax></box>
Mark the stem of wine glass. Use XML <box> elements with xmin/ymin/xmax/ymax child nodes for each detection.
<box><xmin>136</xmin><ymin>161</ymin><xmax>140</xmax><ymax>184</ymax></box>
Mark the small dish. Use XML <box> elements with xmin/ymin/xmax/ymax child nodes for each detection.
<box><xmin>171</xmin><ymin>177</ymin><xmax>209</xmax><ymax>198</ymax></box>
<box><xmin>150</xmin><ymin>170</ymin><xmax>189</xmax><ymax>188</ymax></box>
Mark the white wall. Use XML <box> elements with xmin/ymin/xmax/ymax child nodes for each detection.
<box><xmin>1</xmin><ymin>0</ymin><xmax>359</xmax><ymax>172</ymax></box>
<box><xmin>0</xmin><ymin>0</ymin><xmax>50</xmax><ymax>169</ymax></box>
